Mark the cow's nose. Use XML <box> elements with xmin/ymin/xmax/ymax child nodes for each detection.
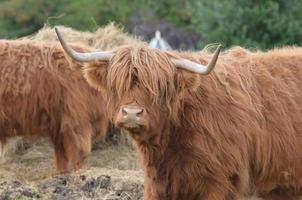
<box><xmin>116</xmin><ymin>105</ymin><xmax>147</xmax><ymax>131</ymax></box>
<box><xmin>121</xmin><ymin>106</ymin><xmax>144</xmax><ymax>119</ymax></box>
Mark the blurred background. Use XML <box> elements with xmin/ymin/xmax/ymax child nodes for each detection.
<box><xmin>0</xmin><ymin>0</ymin><xmax>302</xmax><ymax>50</ymax></box>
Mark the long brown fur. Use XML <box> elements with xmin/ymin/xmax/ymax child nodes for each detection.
<box><xmin>83</xmin><ymin>44</ymin><xmax>302</xmax><ymax>199</ymax></box>
<box><xmin>0</xmin><ymin>40</ymin><xmax>108</xmax><ymax>173</ymax></box>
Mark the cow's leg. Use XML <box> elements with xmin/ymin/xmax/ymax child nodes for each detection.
<box><xmin>52</xmin><ymin>136</ymin><xmax>69</xmax><ymax>173</ymax></box>
<box><xmin>143</xmin><ymin>180</ymin><xmax>158</xmax><ymax>200</ymax></box>
<box><xmin>0</xmin><ymin>137</ymin><xmax>7</xmax><ymax>164</ymax></box>
<box><xmin>0</xmin><ymin>137</ymin><xmax>6</xmax><ymax>157</ymax></box>
<box><xmin>143</xmin><ymin>176</ymin><xmax>164</xmax><ymax>200</ymax></box>
<box><xmin>62</xmin><ymin>125</ymin><xmax>92</xmax><ymax>172</ymax></box>
<box><xmin>59</xmin><ymin>114</ymin><xmax>93</xmax><ymax>172</ymax></box>
<box><xmin>92</xmin><ymin>117</ymin><xmax>108</xmax><ymax>141</ymax></box>
<box><xmin>63</xmin><ymin>132</ymin><xmax>90</xmax><ymax>172</ymax></box>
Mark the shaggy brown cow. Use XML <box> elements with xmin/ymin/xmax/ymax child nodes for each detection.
<box><xmin>56</xmin><ymin>29</ymin><xmax>302</xmax><ymax>199</ymax></box>
<box><xmin>0</xmin><ymin>40</ymin><xmax>108</xmax><ymax>173</ymax></box>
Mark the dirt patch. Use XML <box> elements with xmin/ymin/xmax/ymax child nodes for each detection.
<box><xmin>0</xmin><ymin>136</ymin><xmax>143</xmax><ymax>200</ymax></box>
<box><xmin>0</xmin><ymin>169</ymin><xmax>144</xmax><ymax>200</ymax></box>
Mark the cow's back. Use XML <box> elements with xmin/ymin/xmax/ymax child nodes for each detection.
<box><xmin>0</xmin><ymin>40</ymin><xmax>107</xmax><ymax>139</ymax></box>
<box><xmin>180</xmin><ymin>47</ymin><xmax>302</xmax><ymax>196</ymax></box>
<box><xmin>249</xmin><ymin>47</ymin><xmax>302</xmax><ymax>191</ymax></box>
<box><xmin>218</xmin><ymin>47</ymin><xmax>302</xmax><ymax>194</ymax></box>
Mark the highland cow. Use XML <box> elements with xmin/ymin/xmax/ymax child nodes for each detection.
<box><xmin>57</xmin><ymin>28</ymin><xmax>302</xmax><ymax>199</ymax></box>
<box><xmin>0</xmin><ymin>40</ymin><xmax>108</xmax><ymax>173</ymax></box>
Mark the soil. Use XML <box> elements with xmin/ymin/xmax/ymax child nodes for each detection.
<box><xmin>0</xmin><ymin>135</ymin><xmax>144</xmax><ymax>200</ymax></box>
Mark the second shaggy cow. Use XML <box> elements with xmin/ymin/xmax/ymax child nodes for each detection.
<box><xmin>0</xmin><ymin>40</ymin><xmax>108</xmax><ymax>173</ymax></box>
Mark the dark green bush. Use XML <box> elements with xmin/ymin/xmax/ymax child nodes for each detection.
<box><xmin>0</xmin><ymin>0</ymin><xmax>301</xmax><ymax>49</ymax></box>
<box><xmin>188</xmin><ymin>0</ymin><xmax>302</xmax><ymax>49</ymax></box>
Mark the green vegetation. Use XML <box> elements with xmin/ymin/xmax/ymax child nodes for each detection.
<box><xmin>189</xmin><ymin>0</ymin><xmax>302</xmax><ymax>49</ymax></box>
<box><xmin>15</xmin><ymin>196</ymin><xmax>32</xmax><ymax>200</ymax></box>
<box><xmin>0</xmin><ymin>0</ymin><xmax>301</xmax><ymax>49</ymax></box>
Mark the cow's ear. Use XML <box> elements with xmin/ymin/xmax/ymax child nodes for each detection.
<box><xmin>83</xmin><ymin>61</ymin><xmax>109</xmax><ymax>92</ymax></box>
<box><xmin>176</xmin><ymin>69</ymin><xmax>201</xmax><ymax>92</ymax></box>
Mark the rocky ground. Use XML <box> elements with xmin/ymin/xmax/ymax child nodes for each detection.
<box><xmin>0</xmin><ymin>169</ymin><xmax>144</xmax><ymax>200</ymax></box>
<box><xmin>0</xmin><ymin>135</ymin><xmax>144</xmax><ymax>200</ymax></box>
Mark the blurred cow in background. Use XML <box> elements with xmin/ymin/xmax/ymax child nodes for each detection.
<box><xmin>0</xmin><ymin>40</ymin><xmax>108</xmax><ymax>173</ymax></box>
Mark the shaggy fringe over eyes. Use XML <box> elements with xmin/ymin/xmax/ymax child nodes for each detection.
<box><xmin>106</xmin><ymin>45</ymin><xmax>183</xmax><ymax>122</ymax></box>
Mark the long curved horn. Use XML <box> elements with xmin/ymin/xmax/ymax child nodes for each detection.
<box><xmin>55</xmin><ymin>27</ymin><xmax>113</xmax><ymax>62</ymax></box>
<box><xmin>172</xmin><ymin>44</ymin><xmax>222</xmax><ymax>75</ymax></box>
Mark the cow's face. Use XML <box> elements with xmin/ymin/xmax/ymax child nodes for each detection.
<box><xmin>83</xmin><ymin>46</ymin><xmax>187</xmax><ymax>142</ymax></box>
<box><xmin>112</xmin><ymin>85</ymin><xmax>167</xmax><ymax>141</ymax></box>
<box><xmin>55</xmin><ymin>28</ymin><xmax>221</xmax><ymax>143</ymax></box>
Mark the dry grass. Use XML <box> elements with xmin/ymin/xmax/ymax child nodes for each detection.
<box><xmin>0</xmin><ymin>137</ymin><xmax>140</xmax><ymax>181</ymax></box>
<box><xmin>0</xmin><ymin>138</ymin><xmax>143</xmax><ymax>199</ymax></box>
<box><xmin>21</xmin><ymin>23</ymin><xmax>146</xmax><ymax>50</ymax></box>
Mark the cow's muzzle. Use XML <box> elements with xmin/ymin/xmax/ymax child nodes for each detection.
<box><xmin>115</xmin><ymin>105</ymin><xmax>147</xmax><ymax>133</ymax></box>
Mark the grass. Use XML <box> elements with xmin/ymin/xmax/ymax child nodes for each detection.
<box><xmin>0</xmin><ymin>136</ymin><xmax>140</xmax><ymax>181</ymax></box>
<box><xmin>15</xmin><ymin>196</ymin><xmax>32</xmax><ymax>200</ymax></box>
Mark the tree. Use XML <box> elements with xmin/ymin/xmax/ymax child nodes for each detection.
<box><xmin>188</xmin><ymin>0</ymin><xmax>302</xmax><ymax>49</ymax></box>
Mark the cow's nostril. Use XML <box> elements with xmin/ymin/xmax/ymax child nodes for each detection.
<box><xmin>121</xmin><ymin>106</ymin><xmax>145</xmax><ymax>118</ymax></box>
<box><xmin>122</xmin><ymin>107</ymin><xmax>127</xmax><ymax>116</ymax></box>
<box><xmin>136</xmin><ymin>109</ymin><xmax>144</xmax><ymax>117</ymax></box>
